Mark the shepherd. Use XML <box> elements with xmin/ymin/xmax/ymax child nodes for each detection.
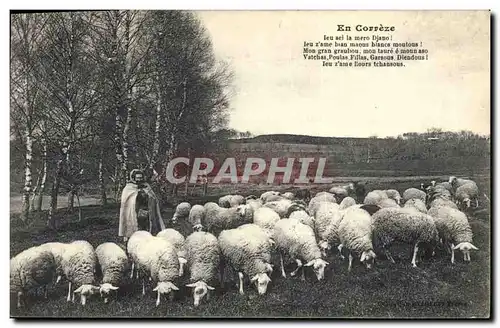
<box><xmin>118</xmin><ymin>169</ymin><xmax>166</xmax><ymax>243</ymax></box>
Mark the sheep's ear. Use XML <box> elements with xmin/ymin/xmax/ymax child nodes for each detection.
<box><xmin>250</xmin><ymin>275</ymin><xmax>258</xmax><ymax>282</ymax></box>
<box><xmin>304</xmin><ymin>260</ymin><xmax>314</xmax><ymax>267</ymax></box>
<box><xmin>153</xmin><ymin>286</ymin><xmax>159</xmax><ymax>291</ymax></box>
<box><xmin>74</xmin><ymin>286</ymin><xmax>83</xmax><ymax>293</ymax></box>
<box><xmin>186</xmin><ymin>283</ymin><xmax>196</xmax><ymax>288</ymax></box>
<box><xmin>171</xmin><ymin>284</ymin><xmax>179</xmax><ymax>291</ymax></box>
<box><xmin>179</xmin><ymin>257</ymin><xmax>187</xmax><ymax>264</ymax></box>
<box><xmin>360</xmin><ymin>253</ymin><xmax>366</xmax><ymax>262</ymax></box>
<box><xmin>207</xmin><ymin>285</ymin><xmax>215</xmax><ymax>290</ymax></box>
<box><xmin>109</xmin><ymin>286</ymin><xmax>119</xmax><ymax>291</ymax></box>
<box><xmin>469</xmin><ymin>244</ymin><xmax>479</xmax><ymax>250</ymax></box>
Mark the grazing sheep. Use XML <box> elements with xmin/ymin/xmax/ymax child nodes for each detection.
<box><xmin>218</xmin><ymin>224</ymin><xmax>273</xmax><ymax>295</ymax></box>
<box><xmin>455</xmin><ymin>182</ymin><xmax>480</xmax><ymax>209</ymax></box>
<box><xmin>384</xmin><ymin>189</ymin><xmax>402</xmax><ymax>205</ymax></box>
<box><xmin>264</xmin><ymin>199</ymin><xmax>297</xmax><ymax>218</ymax></box>
<box><xmin>219</xmin><ymin>195</ymin><xmax>246</xmax><ymax>208</ymax></box>
<box><xmin>61</xmin><ymin>240</ymin><xmax>99</xmax><ymax>305</ymax></box>
<box><xmin>253</xmin><ymin>207</ymin><xmax>281</xmax><ymax>235</ymax></box>
<box><xmin>260</xmin><ymin>191</ymin><xmax>281</xmax><ymax>203</ymax></box>
<box><xmin>402</xmin><ymin>188</ymin><xmax>427</xmax><ymax>204</ymax></box>
<box><xmin>127</xmin><ymin>230</ymin><xmax>153</xmax><ymax>280</ymax></box>
<box><xmin>426</xmin><ymin>186</ymin><xmax>453</xmax><ymax>206</ymax></box>
<box><xmin>435</xmin><ymin>181</ymin><xmax>453</xmax><ymax>193</ymax></box>
<box><xmin>95</xmin><ymin>242</ymin><xmax>130</xmax><ymax>303</ymax></box>
<box><xmin>404</xmin><ymin>199</ymin><xmax>428</xmax><ymax>214</ymax></box>
<box><xmin>171</xmin><ymin>202</ymin><xmax>191</xmax><ymax>225</ymax></box>
<box><xmin>308</xmin><ymin>194</ymin><xmax>337</xmax><ymax>217</ymax></box>
<box><xmin>372</xmin><ymin>208</ymin><xmax>439</xmax><ymax>267</ymax></box>
<box><xmin>246</xmin><ymin>198</ymin><xmax>263</xmax><ymax>211</ymax></box>
<box><xmin>339</xmin><ymin>196</ymin><xmax>357</xmax><ymax>210</ymax></box>
<box><xmin>188</xmin><ymin>205</ymin><xmax>205</xmax><ymax>232</ymax></box>
<box><xmin>337</xmin><ymin>208</ymin><xmax>376</xmax><ymax>272</ymax></box>
<box><xmin>10</xmin><ymin>246</ymin><xmax>56</xmax><ymax>308</ymax></box>
<box><xmin>428</xmin><ymin>206</ymin><xmax>478</xmax><ymax>263</ymax></box>
<box><xmin>202</xmin><ymin>203</ymin><xmax>254</xmax><ymax>236</ymax></box>
<box><xmin>135</xmin><ymin>236</ymin><xmax>180</xmax><ymax>305</ymax></box>
<box><xmin>449</xmin><ymin>176</ymin><xmax>475</xmax><ymax>189</ymax></box>
<box><xmin>378</xmin><ymin>198</ymin><xmax>400</xmax><ymax>209</ymax></box>
<box><xmin>288</xmin><ymin>210</ymin><xmax>314</xmax><ymax>228</ymax></box>
<box><xmin>273</xmin><ymin>219</ymin><xmax>328</xmax><ymax>281</ymax></box>
<box><xmin>157</xmin><ymin>229</ymin><xmax>187</xmax><ymax>276</ymax></box>
<box><xmin>314</xmin><ymin>202</ymin><xmax>344</xmax><ymax>257</ymax></box>
<box><xmin>38</xmin><ymin>242</ymin><xmax>66</xmax><ymax>284</ymax></box>
<box><xmin>184</xmin><ymin>231</ymin><xmax>220</xmax><ymax>307</ymax></box>
<box><xmin>280</xmin><ymin>192</ymin><xmax>295</xmax><ymax>200</ymax></box>
<box><xmin>429</xmin><ymin>197</ymin><xmax>459</xmax><ymax>210</ymax></box>
<box><xmin>363</xmin><ymin>190</ymin><xmax>388</xmax><ymax>206</ymax></box>
<box><xmin>328</xmin><ymin>186</ymin><xmax>348</xmax><ymax>202</ymax></box>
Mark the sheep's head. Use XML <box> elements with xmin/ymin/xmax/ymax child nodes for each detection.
<box><xmin>318</xmin><ymin>240</ymin><xmax>331</xmax><ymax>257</ymax></box>
<box><xmin>186</xmin><ymin>281</ymin><xmax>214</xmax><ymax>307</ymax></box>
<box><xmin>153</xmin><ymin>282</ymin><xmax>179</xmax><ymax>307</ymax></box>
<box><xmin>431</xmin><ymin>180</ymin><xmax>436</xmax><ymax>186</ymax></box>
<box><xmin>192</xmin><ymin>224</ymin><xmax>204</xmax><ymax>232</ymax></box>
<box><xmin>236</xmin><ymin>204</ymin><xmax>252</xmax><ymax>218</ymax></box>
<box><xmin>449</xmin><ymin>176</ymin><xmax>457</xmax><ymax>185</ymax></box>
<box><xmin>461</xmin><ymin>197</ymin><xmax>471</xmax><ymax>209</ymax></box>
<box><xmin>74</xmin><ymin>284</ymin><xmax>99</xmax><ymax>305</ymax></box>
<box><xmin>304</xmin><ymin>258</ymin><xmax>329</xmax><ymax>281</ymax></box>
<box><xmin>99</xmin><ymin>283</ymin><xmax>119</xmax><ymax>303</ymax></box>
<box><xmin>453</xmin><ymin>242</ymin><xmax>478</xmax><ymax>262</ymax></box>
<box><xmin>360</xmin><ymin>250</ymin><xmax>376</xmax><ymax>269</ymax></box>
<box><xmin>250</xmin><ymin>273</ymin><xmax>271</xmax><ymax>295</ymax></box>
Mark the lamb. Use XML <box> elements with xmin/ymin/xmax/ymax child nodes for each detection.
<box><xmin>188</xmin><ymin>205</ymin><xmax>205</xmax><ymax>232</ymax></box>
<box><xmin>371</xmin><ymin>208</ymin><xmax>439</xmax><ymax>267</ymax></box>
<box><xmin>337</xmin><ymin>208</ymin><xmax>376</xmax><ymax>272</ymax></box>
<box><xmin>313</xmin><ymin>202</ymin><xmax>344</xmax><ymax>257</ymax></box>
<box><xmin>273</xmin><ymin>219</ymin><xmax>328</xmax><ymax>281</ymax></box>
<box><xmin>135</xmin><ymin>236</ymin><xmax>180</xmax><ymax>305</ymax></box>
<box><xmin>253</xmin><ymin>207</ymin><xmax>281</xmax><ymax>235</ymax></box>
<box><xmin>127</xmin><ymin>230</ymin><xmax>153</xmax><ymax>280</ymax></box>
<box><xmin>403</xmin><ymin>198</ymin><xmax>428</xmax><ymax>214</ymax></box>
<box><xmin>260</xmin><ymin>191</ymin><xmax>281</xmax><ymax>203</ymax></box>
<box><xmin>157</xmin><ymin>229</ymin><xmax>187</xmax><ymax>276</ymax></box>
<box><xmin>171</xmin><ymin>202</ymin><xmax>191</xmax><ymax>224</ymax></box>
<box><xmin>10</xmin><ymin>246</ymin><xmax>56</xmax><ymax>308</ymax></box>
<box><xmin>339</xmin><ymin>196</ymin><xmax>357</xmax><ymax>210</ymax></box>
<box><xmin>219</xmin><ymin>194</ymin><xmax>246</xmax><ymax>208</ymax></box>
<box><xmin>184</xmin><ymin>231</ymin><xmax>220</xmax><ymax>307</ymax></box>
<box><xmin>402</xmin><ymin>188</ymin><xmax>427</xmax><ymax>204</ymax></box>
<box><xmin>288</xmin><ymin>210</ymin><xmax>314</xmax><ymax>228</ymax></box>
<box><xmin>363</xmin><ymin>190</ymin><xmax>388</xmax><ymax>206</ymax></box>
<box><xmin>61</xmin><ymin>240</ymin><xmax>99</xmax><ymax>305</ymax></box>
<box><xmin>454</xmin><ymin>182</ymin><xmax>480</xmax><ymax>209</ymax></box>
<box><xmin>218</xmin><ymin>224</ymin><xmax>273</xmax><ymax>295</ymax></box>
<box><xmin>202</xmin><ymin>203</ymin><xmax>254</xmax><ymax>236</ymax></box>
<box><xmin>95</xmin><ymin>242</ymin><xmax>130</xmax><ymax>303</ymax></box>
<box><xmin>384</xmin><ymin>189</ymin><xmax>402</xmax><ymax>205</ymax></box>
<box><xmin>427</xmin><ymin>206</ymin><xmax>478</xmax><ymax>263</ymax></box>
<box><xmin>280</xmin><ymin>192</ymin><xmax>295</xmax><ymax>200</ymax></box>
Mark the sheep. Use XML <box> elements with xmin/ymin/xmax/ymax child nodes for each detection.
<box><xmin>435</xmin><ymin>181</ymin><xmax>453</xmax><ymax>193</ymax></box>
<box><xmin>184</xmin><ymin>231</ymin><xmax>220</xmax><ymax>307</ymax></box>
<box><xmin>61</xmin><ymin>240</ymin><xmax>99</xmax><ymax>305</ymax></box>
<box><xmin>429</xmin><ymin>197</ymin><xmax>459</xmax><ymax>210</ymax></box>
<box><xmin>219</xmin><ymin>195</ymin><xmax>246</xmax><ymax>208</ymax></box>
<box><xmin>426</xmin><ymin>186</ymin><xmax>453</xmax><ymax>206</ymax></box>
<box><xmin>246</xmin><ymin>198</ymin><xmax>263</xmax><ymax>211</ymax></box>
<box><xmin>10</xmin><ymin>246</ymin><xmax>56</xmax><ymax>308</ymax></box>
<box><xmin>280</xmin><ymin>192</ymin><xmax>295</xmax><ymax>200</ymax></box>
<box><xmin>372</xmin><ymin>208</ymin><xmax>439</xmax><ymax>267</ymax></box>
<box><xmin>218</xmin><ymin>224</ymin><xmax>273</xmax><ymax>295</ymax></box>
<box><xmin>188</xmin><ymin>204</ymin><xmax>205</xmax><ymax>232</ymax></box>
<box><xmin>171</xmin><ymin>202</ymin><xmax>191</xmax><ymax>225</ymax></box>
<box><xmin>378</xmin><ymin>198</ymin><xmax>400</xmax><ymax>209</ymax></box>
<box><xmin>127</xmin><ymin>230</ymin><xmax>153</xmax><ymax>280</ymax></box>
<box><xmin>454</xmin><ymin>182</ymin><xmax>480</xmax><ymax>209</ymax></box>
<box><xmin>403</xmin><ymin>199</ymin><xmax>428</xmax><ymax>214</ymax></box>
<box><xmin>264</xmin><ymin>198</ymin><xmax>298</xmax><ymax>218</ymax></box>
<box><xmin>38</xmin><ymin>242</ymin><xmax>66</xmax><ymax>284</ymax></box>
<box><xmin>95</xmin><ymin>242</ymin><xmax>130</xmax><ymax>303</ymax></box>
<box><xmin>273</xmin><ymin>219</ymin><xmax>329</xmax><ymax>281</ymax></box>
<box><xmin>260</xmin><ymin>191</ymin><xmax>280</xmax><ymax>203</ymax></box>
<box><xmin>202</xmin><ymin>203</ymin><xmax>254</xmax><ymax>236</ymax></box>
<box><xmin>427</xmin><ymin>206</ymin><xmax>478</xmax><ymax>263</ymax></box>
<box><xmin>157</xmin><ymin>229</ymin><xmax>187</xmax><ymax>276</ymax></box>
<box><xmin>339</xmin><ymin>196</ymin><xmax>357</xmax><ymax>210</ymax></box>
<box><xmin>313</xmin><ymin>202</ymin><xmax>344</xmax><ymax>257</ymax></box>
<box><xmin>253</xmin><ymin>207</ymin><xmax>281</xmax><ymax>235</ymax></box>
<box><xmin>308</xmin><ymin>193</ymin><xmax>337</xmax><ymax>217</ymax></box>
<box><xmin>402</xmin><ymin>188</ymin><xmax>427</xmax><ymax>204</ymax></box>
<box><xmin>337</xmin><ymin>208</ymin><xmax>376</xmax><ymax>272</ymax></box>
<box><xmin>135</xmin><ymin>236</ymin><xmax>180</xmax><ymax>305</ymax></box>
<box><xmin>363</xmin><ymin>190</ymin><xmax>388</xmax><ymax>206</ymax></box>
<box><xmin>384</xmin><ymin>189</ymin><xmax>402</xmax><ymax>205</ymax></box>
<box><xmin>288</xmin><ymin>210</ymin><xmax>314</xmax><ymax>228</ymax></box>
<box><xmin>449</xmin><ymin>176</ymin><xmax>475</xmax><ymax>189</ymax></box>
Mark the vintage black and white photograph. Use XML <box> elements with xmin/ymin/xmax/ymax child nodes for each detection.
<box><xmin>9</xmin><ymin>10</ymin><xmax>491</xmax><ymax>318</ymax></box>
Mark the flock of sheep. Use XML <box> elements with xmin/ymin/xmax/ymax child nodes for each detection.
<box><xmin>10</xmin><ymin>175</ymin><xmax>482</xmax><ymax>311</ymax></box>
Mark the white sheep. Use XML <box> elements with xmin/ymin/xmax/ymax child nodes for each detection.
<box><xmin>454</xmin><ymin>182</ymin><xmax>479</xmax><ymax>209</ymax></box>
<box><xmin>246</xmin><ymin>198</ymin><xmax>263</xmax><ymax>211</ymax></box>
<box><xmin>218</xmin><ymin>224</ymin><xmax>273</xmax><ymax>295</ymax></box>
<box><xmin>38</xmin><ymin>242</ymin><xmax>66</xmax><ymax>284</ymax></box>
<box><xmin>260</xmin><ymin>191</ymin><xmax>281</xmax><ymax>203</ymax></box>
<box><xmin>403</xmin><ymin>198</ymin><xmax>428</xmax><ymax>214</ymax></box>
<box><xmin>95</xmin><ymin>242</ymin><xmax>130</xmax><ymax>303</ymax></box>
<box><xmin>428</xmin><ymin>206</ymin><xmax>478</xmax><ymax>263</ymax></box>
<box><xmin>188</xmin><ymin>204</ymin><xmax>205</xmax><ymax>232</ymax></box>
<box><xmin>171</xmin><ymin>202</ymin><xmax>191</xmax><ymax>224</ymax></box>
<box><xmin>202</xmin><ymin>203</ymin><xmax>254</xmax><ymax>236</ymax></box>
<box><xmin>328</xmin><ymin>183</ymin><xmax>354</xmax><ymax>202</ymax></box>
<box><xmin>339</xmin><ymin>196</ymin><xmax>357</xmax><ymax>210</ymax></box>
<box><xmin>384</xmin><ymin>189</ymin><xmax>402</xmax><ymax>205</ymax></box>
<box><xmin>363</xmin><ymin>190</ymin><xmax>388</xmax><ymax>206</ymax></box>
<box><xmin>184</xmin><ymin>231</ymin><xmax>220</xmax><ymax>307</ymax></box>
<box><xmin>273</xmin><ymin>219</ymin><xmax>328</xmax><ymax>281</ymax></box>
<box><xmin>219</xmin><ymin>194</ymin><xmax>246</xmax><ymax>208</ymax></box>
<box><xmin>61</xmin><ymin>240</ymin><xmax>99</xmax><ymax>305</ymax></box>
<box><xmin>314</xmin><ymin>201</ymin><xmax>344</xmax><ymax>257</ymax></box>
<box><xmin>308</xmin><ymin>194</ymin><xmax>337</xmax><ymax>217</ymax></box>
<box><xmin>135</xmin><ymin>236</ymin><xmax>180</xmax><ymax>305</ymax></box>
<box><xmin>253</xmin><ymin>207</ymin><xmax>281</xmax><ymax>235</ymax></box>
<box><xmin>127</xmin><ymin>230</ymin><xmax>153</xmax><ymax>280</ymax></box>
<box><xmin>10</xmin><ymin>246</ymin><xmax>56</xmax><ymax>308</ymax></box>
<box><xmin>337</xmin><ymin>208</ymin><xmax>376</xmax><ymax>272</ymax></box>
<box><xmin>263</xmin><ymin>199</ymin><xmax>294</xmax><ymax>218</ymax></box>
<box><xmin>372</xmin><ymin>208</ymin><xmax>439</xmax><ymax>267</ymax></box>
<box><xmin>156</xmin><ymin>228</ymin><xmax>187</xmax><ymax>276</ymax></box>
<box><xmin>288</xmin><ymin>210</ymin><xmax>314</xmax><ymax>228</ymax></box>
<box><xmin>402</xmin><ymin>188</ymin><xmax>427</xmax><ymax>204</ymax></box>
<box><xmin>429</xmin><ymin>197</ymin><xmax>459</xmax><ymax>210</ymax></box>
<box><xmin>449</xmin><ymin>176</ymin><xmax>475</xmax><ymax>189</ymax></box>
<box><xmin>378</xmin><ymin>198</ymin><xmax>400</xmax><ymax>208</ymax></box>
<box><xmin>280</xmin><ymin>192</ymin><xmax>295</xmax><ymax>200</ymax></box>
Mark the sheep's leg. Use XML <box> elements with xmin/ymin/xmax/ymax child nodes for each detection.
<box><xmin>55</xmin><ymin>275</ymin><xmax>61</xmax><ymax>284</ymax></box>
<box><xmin>66</xmin><ymin>282</ymin><xmax>72</xmax><ymax>302</ymax></box>
<box><xmin>71</xmin><ymin>290</ymin><xmax>75</xmax><ymax>303</ymax></box>
<box><xmin>451</xmin><ymin>243</ymin><xmax>455</xmax><ymax>264</ymax></box>
<box><xmin>280</xmin><ymin>254</ymin><xmax>286</xmax><ymax>278</ymax></box>
<box><xmin>348</xmin><ymin>252</ymin><xmax>353</xmax><ymax>272</ymax></box>
<box><xmin>156</xmin><ymin>290</ymin><xmax>161</xmax><ymax>307</ymax></box>
<box><xmin>466</xmin><ymin>252</ymin><xmax>471</xmax><ymax>262</ymax></box>
<box><xmin>411</xmin><ymin>243</ymin><xmax>419</xmax><ymax>267</ymax></box>
<box><xmin>290</xmin><ymin>259</ymin><xmax>303</xmax><ymax>277</ymax></box>
<box><xmin>130</xmin><ymin>262</ymin><xmax>135</xmax><ymax>279</ymax></box>
<box><xmin>338</xmin><ymin>244</ymin><xmax>345</xmax><ymax>260</ymax></box>
<box><xmin>238</xmin><ymin>272</ymin><xmax>245</xmax><ymax>295</ymax></box>
<box><xmin>300</xmin><ymin>267</ymin><xmax>306</xmax><ymax>281</ymax></box>
<box><xmin>43</xmin><ymin>285</ymin><xmax>48</xmax><ymax>299</ymax></box>
<box><xmin>142</xmin><ymin>278</ymin><xmax>147</xmax><ymax>296</ymax></box>
<box><xmin>463</xmin><ymin>252</ymin><xmax>467</xmax><ymax>262</ymax></box>
<box><xmin>384</xmin><ymin>248</ymin><xmax>396</xmax><ymax>264</ymax></box>
<box><xmin>475</xmin><ymin>198</ymin><xmax>479</xmax><ymax>208</ymax></box>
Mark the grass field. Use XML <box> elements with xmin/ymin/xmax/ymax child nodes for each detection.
<box><xmin>10</xmin><ymin>175</ymin><xmax>491</xmax><ymax>318</ymax></box>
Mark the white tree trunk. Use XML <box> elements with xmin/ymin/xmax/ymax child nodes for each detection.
<box><xmin>21</xmin><ymin>131</ymin><xmax>33</xmax><ymax>223</ymax></box>
<box><xmin>35</xmin><ymin>138</ymin><xmax>48</xmax><ymax>212</ymax></box>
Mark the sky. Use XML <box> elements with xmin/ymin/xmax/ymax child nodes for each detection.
<box><xmin>198</xmin><ymin>10</ymin><xmax>490</xmax><ymax>138</ymax></box>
